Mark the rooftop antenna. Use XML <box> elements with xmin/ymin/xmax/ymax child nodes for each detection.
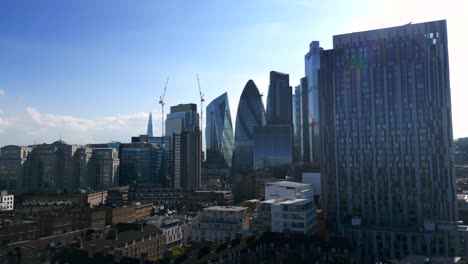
<box><xmin>159</xmin><ymin>77</ymin><xmax>169</xmax><ymax>137</ymax></box>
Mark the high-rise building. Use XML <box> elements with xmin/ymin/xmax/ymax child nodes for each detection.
<box><xmin>293</xmin><ymin>85</ymin><xmax>302</xmax><ymax>162</ymax></box>
<box><xmin>232</xmin><ymin>80</ymin><xmax>266</xmax><ymax>173</ymax></box>
<box><xmin>147</xmin><ymin>112</ymin><xmax>154</xmax><ymax>138</ymax></box>
<box><xmin>320</xmin><ymin>20</ymin><xmax>461</xmax><ymax>261</ymax></box>
<box><xmin>119</xmin><ymin>143</ymin><xmax>165</xmax><ymax>186</ymax></box>
<box><xmin>167</xmin><ymin>103</ymin><xmax>201</xmax><ymax>190</ymax></box>
<box><xmin>305</xmin><ymin>41</ymin><xmax>322</xmax><ymax>163</ymax></box>
<box><xmin>205</xmin><ymin>92</ymin><xmax>234</xmax><ymax>168</ymax></box>
<box><xmin>23</xmin><ymin>140</ymin><xmax>79</xmax><ymax>193</ymax></box>
<box><xmin>266</xmin><ymin>71</ymin><xmax>292</xmax><ymax>126</ymax></box>
<box><xmin>292</xmin><ymin>78</ymin><xmax>311</xmax><ymax>163</ymax></box>
<box><xmin>0</xmin><ymin>145</ymin><xmax>32</xmax><ymax>194</ymax></box>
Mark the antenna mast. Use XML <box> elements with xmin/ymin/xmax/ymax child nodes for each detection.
<box><xmin>159</xmin><ymin>77</ymin><xmax>169</xmax><ymax>137</ymax></box>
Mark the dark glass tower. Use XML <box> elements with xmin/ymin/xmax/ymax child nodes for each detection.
<box><xmin>320</xmin><ymin>20</ymin><xmax>459</xmax><ymax>261</ymax></box>
<box><xmin>205</xmin><ymin>92</ymin><xmax>234</xmax><ymax>168</ymax></box>
<box><xmin>266</xmin><ymin>71</ymin><xmax>292</xmax><ymax>126</ymax></box>
<box><xmin>233</xmin><ymin>80</ymin><xmax>266</xmax><ymax>173</ymax></box>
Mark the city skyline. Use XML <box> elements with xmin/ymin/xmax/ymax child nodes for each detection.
<box><xmin>0</xmin><ymin>0</ymin><xmax>467</xmax><ymax>147</ymax></box>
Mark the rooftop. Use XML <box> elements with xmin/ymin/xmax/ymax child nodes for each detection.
<box><xmin>203</xmin><ymin>206</ymin><xmax>247</xmax><ymax>212</ymax></box>
<box><xmin>266</xmin><ymin>181</ymin><xmax>310</xmax><ymax>188</ymax></box>
<box><xmin>399</xmin><ymin>255</ymin><xmax>461</xmax><ymax>264</ymax></box>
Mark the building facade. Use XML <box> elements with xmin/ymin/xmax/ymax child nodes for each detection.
<box><xmin>319</xmin><ymin>20</ymin><xmax>460</xmax><ymax>261</ymax></box>
<box><xmin>0</xmin><ymin>146</ymin><xmax>32</xmax><ymax>194</ymax></box>
<box><xmin>119</xmin><ymin>143</ymin><xmax>164</xmax><ymax>185</ymax></box>
<box><xmin>205</xmin><ymin>92</ymin><xmax>235</xmax><ymax>169</ymax></box>
<box><xmin>192</xmin><ymin>206</ymin><xmax>249</xmax><ymax>244</ymax></box>
<box><xmin>232</xmin><ymin>80</ymin><xmax>267</xmax><ymax>174</ymax></box>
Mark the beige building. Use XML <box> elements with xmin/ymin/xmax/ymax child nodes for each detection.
<box><xmin>192</xmin><ymin>206</ymin><xmax>249</xmax><ymax>244</ymax></box>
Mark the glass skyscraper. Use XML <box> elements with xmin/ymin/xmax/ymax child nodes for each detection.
<box><xmin>305</xmin><ymin>41</ymin><xmax>322</xmax><ymax>163</ymax></box>
<box><xmin>320</xmin><ymin>20</ymin><xmax>462</xmax><ymax>261</ymax></box>
<box><xmin>205</xmin><ymin>92</ymin><xmax>234</xmax><ymax>168</ymax></box>
<box><xmin>232</xmin><ymin>80</ymin><xmax>266</xmax><ymax>173</ymax></box>
<box><xmin>253</xmin><ymin>125</ymin><xmax>292</xmax><ymax>170</ymax></box>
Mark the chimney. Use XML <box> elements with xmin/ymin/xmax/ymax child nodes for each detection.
<box><xmin>88</xmin><ymin>244</ymin><xmax>96</xmax><ymax>258</ymax></box>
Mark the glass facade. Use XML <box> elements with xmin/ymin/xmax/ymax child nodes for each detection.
<box><xmin>305</xmin><ymin>41</ymin><xmax>322</xmax><ymax>163</ymax></box>
<box><xmin>205</xmin><ymin>92</ymin><xmax>234</xmax><ymax>168</ymax></box>
<box><xmin>119</xmin><ymin>143</ymin><xmax>165</xmax><ymax>185</ymax></box>
<box><xmin>253</xmin><ymin>125</ymin><xmax>292</xmax><ymax>170</ymax></box>
<box><xmin>233</xmin><ymin>80</ymin><xmax>266</xmax><ymax>173</ymax></box>
<box><xmin>320</xmin><ymin>20</ymin><xmax>456</xmax><ymax>261</ymax></box>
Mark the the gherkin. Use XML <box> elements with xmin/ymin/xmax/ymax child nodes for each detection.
<box><xmin>232</xmin><ymin>80</ymin><xmax>266</xmax><ymax>173</ymax></box>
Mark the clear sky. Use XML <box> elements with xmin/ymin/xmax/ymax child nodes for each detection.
<box><xmin>0</xmin><ymin>0</ymin><xmax>467</xmax><ymax>148</ymax></box>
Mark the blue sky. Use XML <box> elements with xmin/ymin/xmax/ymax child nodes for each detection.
<box><xmin>0</xmin><ymin>0</ymin><xmax>467</xmax><ymax>147</ymax></box>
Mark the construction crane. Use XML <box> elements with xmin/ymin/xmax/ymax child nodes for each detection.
<box><xmin>159</xmin><ymin>77</ymin><xmax>169</xmax><ymax>137</ymax></box>
<box><xmin>196</xmin><ymin>74</ymin><xmax>205</xmax><ymax>134</ymax></box>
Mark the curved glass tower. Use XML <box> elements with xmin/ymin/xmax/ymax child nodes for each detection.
<box><xmin>232</xmin><ymin>80</ymin><xmax>266</xmax><ymax>173</ymax></box>
<box><xmin>205</xmin><ymin>92</ymin><xmax>234</xmax><ymax>168</ymax></box>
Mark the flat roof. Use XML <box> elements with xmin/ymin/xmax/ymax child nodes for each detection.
<box><xmin>266</xmin><ymin>181</ymin><xmax>310</xmax><ymax>188</ymax></box>
<box><xmin>203</xmin><ymin>206</ymin><xmax>247</xmax><ymax>212</ymax></box>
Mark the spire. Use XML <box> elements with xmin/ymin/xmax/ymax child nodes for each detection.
<box><xmin>147</xmin><ymin>112</ymin><xmax>153</xmax><ymax>138</ymax></box>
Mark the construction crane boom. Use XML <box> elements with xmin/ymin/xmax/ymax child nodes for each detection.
<box><xmin>196</xmin><ymin>74</ymin><xmax>205</xmax><ymax>133</ymax></box>
<box><xmin>158</xmin><ymin>77</ymin><xmax>169</xmax><ymax>137</ymax></box>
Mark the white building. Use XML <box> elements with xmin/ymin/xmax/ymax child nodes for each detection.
<box><xmin>192</xmin><ymin>206</ymin><xmax>248</xmax><ymax>244</ymax></box>
<box><xmin>0</xmin><ymin>190</ymin><xmax>14</xmax><ymax>211</ymax></box>
<box><xmin>260</xmin><ymin>198</ymin><xmax>316</xmax><ymax>235</ymax></box>
<box><xmin>265</xmin><ymin>181</ymin><xmax>314</xmax><ymax>200</ymax></box>
<box><xmin>253</xmin><ymin>181</ymin><xmax>317</xmax><ymax>235</ymax></box>
<box><xmin>146</xmin><ymin>216</ymin><xmax>183</xmax><ymax>246</ymax></box>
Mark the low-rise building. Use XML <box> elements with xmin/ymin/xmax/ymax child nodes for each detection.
<box><xmin>129</xmin><ymin>184</ymin><xmax>189</xmax><ymax>210</ymax></box>
<box><xmin>17</xmin><ymin>190</ymin><xmax>107</xmax><ymax>208</ymax></box>
<box><xmin>146</xmin><ymin>216</ymin><xmax>183</xmax><ymax>247</ymax></box>
<box><xmin>134</xmin><ymin>203</ymin><xmax>154</xmax><ymax>221</ymax></box>
<box><xmin>458</xmin><ymin>194</ymin><xmax>468</xmax><ymax>224</ymax></box>
<box><xmin>190</xmin><ymin>190</ymin><xmax>233</xmax><ymax>210</ymax></box>
<box><xmin>105</xmin><ymin>205</ymin><xmax>136</xmax><ymax>225</ymax></box>
<box><xmin>62</xmin><ymin>208</ymin><xmax>107</xmax><ymax>230</ymax></box>
<box><xmin>0</xmin><ymin>190</ymin><xmax>14</xmax><ymax>211</ymax></box>
<box><xmin>0</xmin><ymin>220</ymin><xmax>40</xmax><ymax>245</ymax></box>
<box><xmin>82</xmin><ymin>225</ymin><xmax>165</xmax><ymax>260</ymax></box>
<box><xmin>192</xmin><ymin>206</ymin><xmax>249</xmax><ymax>244</ymax></box>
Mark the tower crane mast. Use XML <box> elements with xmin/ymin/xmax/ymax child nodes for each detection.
<box><xmin>159</xmin><ymin>77</ymin><xmax>169</xmax><ymax>137</ymax></box>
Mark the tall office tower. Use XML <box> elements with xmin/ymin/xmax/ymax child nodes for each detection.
<box><xmin>266</xmin><ymin>71</ymin><xmax>292</xmax><ymax>126</ymax></box>
<box><xmin>232</xmin><ymin>80</ymin><xmax>267</xmax><ymax>174</ymax></box>
<box><xmin>173</xmin><ymin>131</ymin><xmax>201</xmax><ymax>190</ymax></box>
<box><xmin>24</xmin><ymin>140</ymin><xmax>79</xmax><ymax>193</ymax></box>
<box><xmin>167</xmin><ymin>104</ymin><xmax>199</xmax><ymax>133</ymax></box>
<box><xmin>167</xmin><ymin>103</ymin><xmax>201</xmax><ymax>190</ymax></box>
<box><xmin>147</xmin><ymin>112</ymin><xmax>154</xmax><ymax>138</ymax></box>
<box><xmin>293</xmin><ymin>78</ymin><xmax>311</xmax><ymax>163</ymax></box>
<box><xmin>320</xmin><ymin>20</ymin><xmax>460</xmax><ymax>261</ymax></box>
<box><xmin>205</xmin><ymin>92</ymin><xmax>235</xmax><ymax>168</ymax></box>
<box><xmin>300</xmin><ymin>77</ymin><xmax>310</xmax><ymax>162</ymax></box>
<box><xmin>293</xmin><ymin>85</ymin><xmax>302</xmax><ymax>162</ymax></box>
<box><xmin>0</xmin><ymin>146</ymin><xmax>32</xmax><ymax>194</ymax></box>
<box><xmin>305</xmin><ymin>41</ymin><xmax>322</xmax><ymax>163</ymax></box>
